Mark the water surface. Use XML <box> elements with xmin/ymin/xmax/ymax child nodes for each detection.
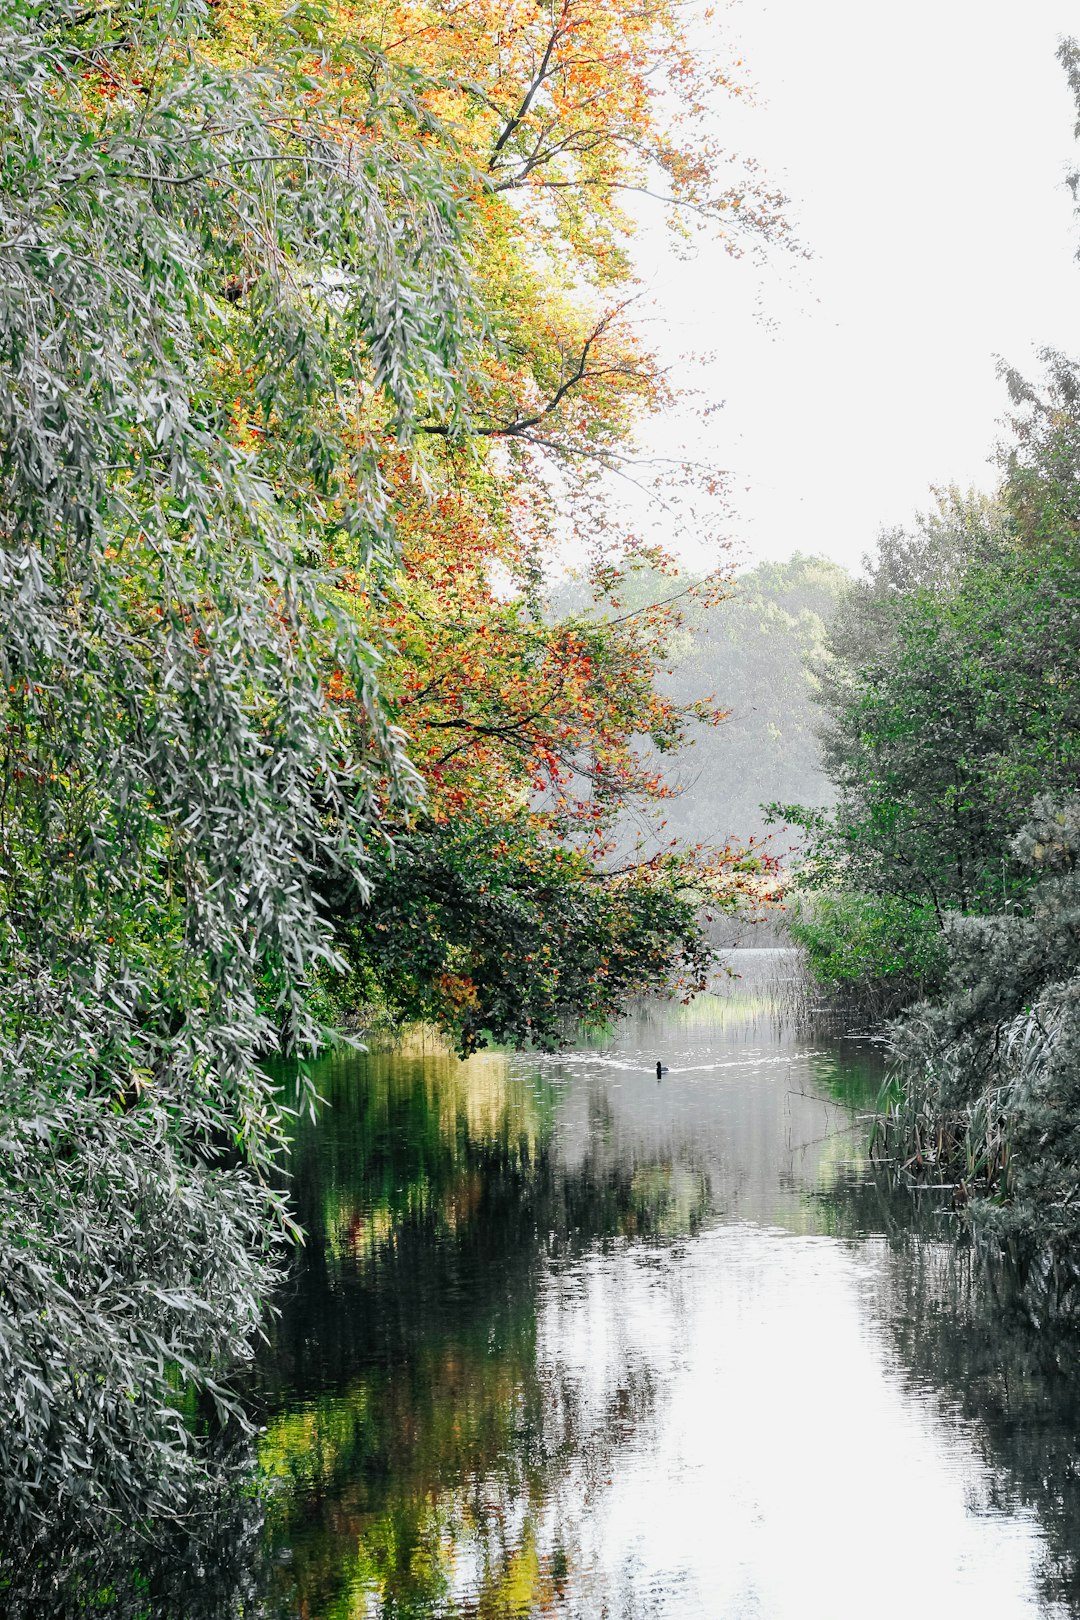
<box><xmin>254</xmin><ymin>951</ymin><xmax>1080</xmax><ymax>1618</ymax></box>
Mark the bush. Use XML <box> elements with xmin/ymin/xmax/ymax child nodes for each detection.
<box><xmin>789</xmin><ymin>890</ymin><xmax>948</xmax><ymax>1016</ymax></box>
<box><xmin>882</xmin><ymin>798</ymin><xmax>1080</xmax><ymax>1240</ymax></box>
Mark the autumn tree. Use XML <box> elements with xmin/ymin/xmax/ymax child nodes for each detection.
<box><xmin>250</xmin><ymin>0</ymin><xmax>790</xmax><ymax>1044</ymax></box>
<box><xmin>0</xmin><ymin>0</ymin><xmax>786</xmax><ymax>1576</ymax></box>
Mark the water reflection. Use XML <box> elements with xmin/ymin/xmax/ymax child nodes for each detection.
<box><xmin>818</xmin><ymin>1165</ymin><xmax>1080</xmax><ymax>1612</ymax></box>
<box><xmin>248</xmin><ymin>954</ymin><xmax>1077</xmax><ymax>1619</ymax></box>
<box><xmin>255</xmin><ymin>1041</ymin><xmax>676</xmax><ymax>1618</ymax></box>
<box><xmin>14</xmin><ymin>954</ymin><xmax>1080</xmax><ymax>1617</ymax></box>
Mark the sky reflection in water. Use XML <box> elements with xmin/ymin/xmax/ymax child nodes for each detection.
<box><xmin>255</xmin><ymin>951</ymin><xmax>1080</xmax><ymax>1619</ymax></box>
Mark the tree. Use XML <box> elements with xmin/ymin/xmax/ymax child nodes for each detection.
<box><xmin>0</xmin><ymin>0</ymin><xmax>789</xmax><ymax>1568</ymax></box>
<box><xmin>782</xmin><ymin>334</ymin><xmax>1080</xmax><ymax>1237</ymax></box>
<box><xmin>322</xmin><ymin>812</ymin><xmax>721</xmax><ymax>1054</ymax></box>
<box><xmin>656</xmin><ymin>553</ymin><xmax>848</xmax><ymax>846</ymax></box>
<box><xmin>0</xmin><ymin>0</ymin><xmax>476</xmax><ymax>1545</ymax></box>
<box><xmin>346</xmin><ymin>0</ymin><xmax>787</xmax><ymax>260</ymax></box>
<box><xmin>290</xmin><ymin>0</ymin><xmax>792</xmax><ymax>1043</ymax></box>
<box><xmin>869</xmin><ymin>346</ymin><xmax>1080</xmax><ymax>1228</ymax></box>
<box><xmin>883</xmin><ymin>796</ymin><xmax>1080</xmax><ymax>1239</ymax></box>
<box><xmin>779</xmin><ymin>480</ymin><xmax>1080</xmax><ymax>1006</ymax></box>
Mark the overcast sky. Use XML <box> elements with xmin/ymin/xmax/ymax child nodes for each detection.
<box><xmin>630</xmin><ymin>0</ymin><xmax>1080</xmax><ymax>574</ymax></box>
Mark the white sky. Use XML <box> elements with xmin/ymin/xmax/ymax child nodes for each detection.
<box><xmin>630</xmin><ymin>0</ymin><xmax>1080</xmax><ymax>573</ymax></box>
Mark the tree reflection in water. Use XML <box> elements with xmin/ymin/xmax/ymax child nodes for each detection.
<box><xmin>253</xmin><ymin>1043</ymin><xmax>700</xmax><ymax>1619</ymax></box>
<box><xmin>816</xmin><ymin>1164</ymin><xmax>1080</xmax><ymax>1615</ymax></box>
<box><xmin>16</xmin><ymin>985</ymin><xmax>1080</xmax><ymax>1618</ymax></box>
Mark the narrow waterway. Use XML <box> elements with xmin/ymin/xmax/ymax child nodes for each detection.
<box><xmin>254</xmin><ymin>951</ymin><xmax>1080</xmax><ymax>1619</ymax></box>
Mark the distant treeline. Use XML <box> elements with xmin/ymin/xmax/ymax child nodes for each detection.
<box><xmin>553</xmin><ymin>551</ymin><xmax>847</xmax><ymax>852</ymax></box>
<box><xmin>659</xmin><ymin>553</ymin><xmax>846</xmax><ymax>847</ymax></box>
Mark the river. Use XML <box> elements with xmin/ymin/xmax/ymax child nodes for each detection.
<box><xmin>248</xmin><ymin>950</ymin><xmax>1080</xmax><ymax>1618</ymax></box>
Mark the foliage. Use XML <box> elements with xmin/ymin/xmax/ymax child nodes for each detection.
<box><xmin>320</xmin><ymin>813</ymin><xmax>725</xmax><ymax>1053</ymax></box>
<box><xmin>805</xmin><ymin>495</ymin><xmax>1062</xmax><ymax>905</ymax></box>
<box><xmin>296</xmin><ymin>0</ymin><xmax>794</xmax><ymax>1040</ymax></box>
<box><xmin>791</xmin><ymin>295</ymin><xmax>1080</xmax><ymax>1237</ymax></box>
<box><xmin>0</xmin><ymin>0</ymin><xmax>475</xmax><ymax>1542</ymax></box>
<box><xmin>881</xmin><ymin>798</ymin><xmax>1080</xmax><ymax>1239</ymax></box>
<box><xmin>551</xmin><ymin>552</ymin><xmax>847</xmax><ymax>845</ymax></box>
<box><xmin>660</xmin><ymin>553</ymin><xmax>848</xmax><ymax>845</ymax></box>
<box><xmin>0</xmin><ymin>1468</ymin><xmax>267</xmax><ymax>1620</ymax></box>
<box><xmin>788</xmin><ymin>891</ymin><xmax>947</xmax><ymax>1017</ymax></box>
<box><xmin>0</xmin><ymin>0</ymin><xmax>790</xmax><ymax>1563</ymax></box>
<box><xmin>780</xmin><ymin>472</ymin><xmax>1080</xmax><ymax>1003</ymax></box>
<box><xmin>349</xmin><ymin>502</ymin><xmax>727</xmax><ymax>830</ymax></box>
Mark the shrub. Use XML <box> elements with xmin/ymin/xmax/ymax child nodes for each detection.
<box><xmin>789</xmin><ymin>890</ymin><xmax>948</xmax><ymax>1016</ymax></box>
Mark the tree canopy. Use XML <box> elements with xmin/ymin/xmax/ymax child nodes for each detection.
<box><xmin>0</xmin><ymin>0</ymin><xmax>785</xmax><ymax>1569</ymax></box>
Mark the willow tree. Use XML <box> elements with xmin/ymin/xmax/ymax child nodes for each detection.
<box><xmin>0</xmin><ymin>0</ymin><xmax>476</xmax><ymax>1543</ymax></box>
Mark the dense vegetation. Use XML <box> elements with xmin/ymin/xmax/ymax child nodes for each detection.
<box><xmin>786</xmin><ymin>350</ymin><xmax>1080</xmax><ymax>1234</ymax></box>
<box><xmin>0</xmin><ymin>0</ymin><xmax>787</xmax><ymax>1580</ymax></box>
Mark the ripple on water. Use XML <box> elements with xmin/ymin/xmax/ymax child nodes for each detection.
<box><xmin>254</xmin><ymin>958</ymin><xmax>1077</xmax><ymax>1620</ymax></box>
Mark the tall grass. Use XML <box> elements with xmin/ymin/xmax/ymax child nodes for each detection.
<box><xmin>880</xmin><ymin>998</ymin><xmax>1066</xmax><ymax>1204</ymax></box>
